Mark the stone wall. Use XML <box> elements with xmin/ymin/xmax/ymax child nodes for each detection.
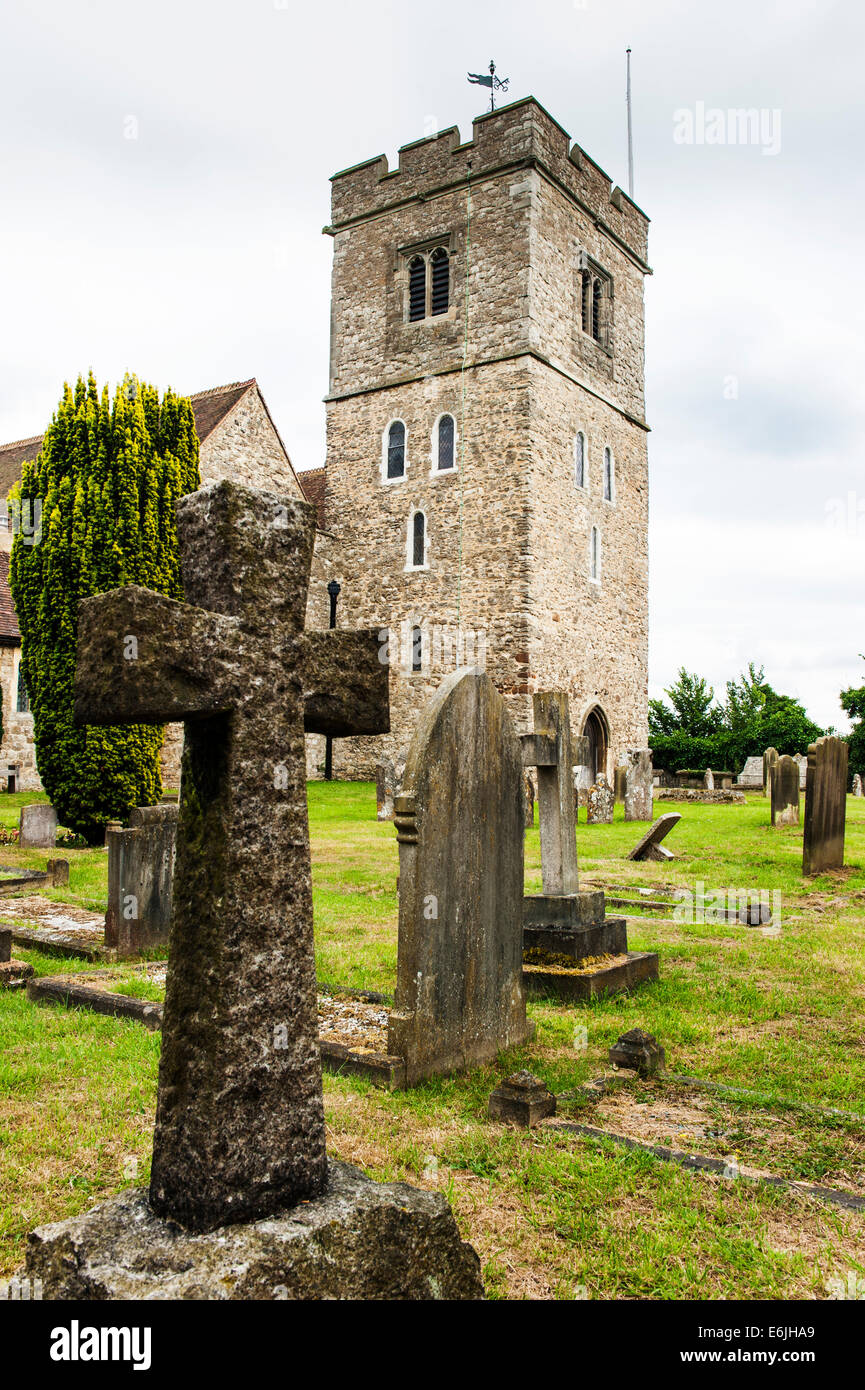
<box><xmin>198</xmin><ymin>386</ymin><xmax>302</xmax><ymax>500</ymax></box>
<box><xmin>0</xmin><ymin>644</ymin><xmax>39</xmax><ymax>791</ymax></box>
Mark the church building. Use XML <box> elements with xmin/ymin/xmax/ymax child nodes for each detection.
<box><xmin>315</xmin><ymin>96</ymin><xmax>651</xmax><ymax>780</ymax></box>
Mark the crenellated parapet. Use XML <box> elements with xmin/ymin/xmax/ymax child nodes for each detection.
<box><xmin>329</xmin><ymin>97</ymin><xmax>649</xmax><ymax>267</ymax></box>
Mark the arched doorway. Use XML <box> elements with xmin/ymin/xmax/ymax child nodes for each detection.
<box><xmin>582</xmin><ymin>706</ymin><xmax>609</xmax><ymax>784</ymax></box>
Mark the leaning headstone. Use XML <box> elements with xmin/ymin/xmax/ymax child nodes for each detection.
<box><xmin>627</xmin><ymin>812</ymin><xmax>682</xmax><ymax>862</ymax></box>
<box><xmin>624</xmin><ymin>749</ymin><xmax>653</xmax><ymax>821</ymax></box>
<box><xmin>587</xmin><ymin>773</ymin><xmax>614</xmax><ymax>824</ymax></box>
<box><xmin>18</xmin><ymin>804</ymin><xmax>57</xmax><ymax>849</ymax></box>
<box><xmin>803</xmin><ymin>736</ymin><xmax>848</xmax><ymax>876</ymax></box>
<box><xmin>389</xmin><ymin>669</ymin><xmax>533</xmax><ymax>1085</ymax></box>
<box><xmin>25</xmin><ymin>481</ymin><xmax>483</xmax><ymax>1299</ymax></box>
<box><xmin>852</xmin><ymin>773</ymin><xmax>863</xmax><ymax>798</ymax></box>
<box><xmin>614</xmin><ymin>765</ymin><xmax>627</xmax><ymax>802</ymax></box>
<box><xmin>704</xmin><ymin>767</ymin><xmax>715</xmax><ymax>790</ymax></box>
<box><xmin>771</xmin><ymin>755</ymin><xmax>800</xmax><ymax>827</ymax></box>
<box><xmin>105</xmin><ymin>805</ymin><xmax>179</xmax><ymax>957</ymax></box>
<box><xmin>763</xmin><ymin>747</ymin><xmax>779</xmax><ymax>797</ymax></box>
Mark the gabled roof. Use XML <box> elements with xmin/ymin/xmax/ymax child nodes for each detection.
<box><xmin>0</xmin><ymin>552</ymin><xmax>20</xmax><ymax>643</ymax></box>
<box><xmin>0</xmin><ymin>377</ymin><xmax>295</xmax><ymax>493</ymax></box>
<box><xmin>297</xmin><ymin>467</ymin><xmax>327</xmax><ymax>528</ymax></box>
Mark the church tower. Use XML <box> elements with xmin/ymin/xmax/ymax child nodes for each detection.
<box><xmin>321</xmin><ymin>97</ymin><xmax>650</xmax><ymax>779</ymax></box>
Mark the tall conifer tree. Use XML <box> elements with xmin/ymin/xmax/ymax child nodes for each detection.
<box><xmin>10</xmin><ymin>373</ymin><xmax>200</xmax><ymax>842</ymax></box>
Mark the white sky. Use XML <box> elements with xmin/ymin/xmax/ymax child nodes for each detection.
<box><xmin>2</xmin><ymin>0</ymin><xmax>863</xmax><ymax>729</ymax></box>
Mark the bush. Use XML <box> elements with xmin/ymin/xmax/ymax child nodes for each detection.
<box><xmin>10</xmin><ymin>373</ymin><xmax>200</xmax><ymax>844</ymax></box>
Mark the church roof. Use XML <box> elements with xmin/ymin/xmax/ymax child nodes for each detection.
<box><xmin>0</xmin><ymin>378</ymin><xmax>282</xmax><ymax>494</ymax></box>
<box><xmin>0</xmin><ymin>552</ymin><xmax>20</xmax><ymax>644</ymax></box>
<box><xmin>297</xmin><ymin>467</ymin><xmax>327</xmax><ymax>528</ymax></box>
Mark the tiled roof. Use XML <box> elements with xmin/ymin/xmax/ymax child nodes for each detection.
<box><xmin>0</xmin><ymin>552</ymin><xmax>20</xmax><ymax>643</ymax></box>
<box><xmin>297</xmin><ymin>468</ymin><xmax>327</xmax><ymax>528</ymax></box>
<box><xmin>0</xmin><ymin>379</ymin><xmax>263</xmax><ymax>494</ymax></box>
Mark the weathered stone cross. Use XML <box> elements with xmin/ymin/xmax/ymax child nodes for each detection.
<box><xmin>520</xmin><ymin>692</ymin><xmax>583</xmax><ymax>894</ymax></box>
<box><xmin>74</xmin><ymin>481</ymin><xmax>389</xmax><ymax>1232</ymax></box>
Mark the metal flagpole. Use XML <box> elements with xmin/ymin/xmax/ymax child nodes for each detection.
<box><xmin>626</xmin><ymin>48</ymin><xmax>634</xmax><ymax>199</ymax></box>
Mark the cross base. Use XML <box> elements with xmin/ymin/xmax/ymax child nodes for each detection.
<box><xmin>521</xmin><ymin>889</ymin><xmax>660</xmax><ymax>1001</ymax></box>
<box><xmin>23</xmin><ymin>1164</ymin><xmax>484</xmax><ymax>1301</ymax></box>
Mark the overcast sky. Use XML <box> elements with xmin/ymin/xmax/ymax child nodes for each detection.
<box><xmin>2</xmin><ymin>0</ymin><xmax>863</xmax><ymax>730</ymax></box>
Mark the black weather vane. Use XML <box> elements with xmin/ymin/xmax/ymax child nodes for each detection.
<box><xmin>467</xmin><ymin>60</ymin><xmax>510</xmax><ymax>113</ymax></box>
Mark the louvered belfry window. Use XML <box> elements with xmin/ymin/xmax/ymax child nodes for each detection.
<box><xmin>412</xmin><ymin>511</ymin><xmax>426</xmax><ymax>567</ymax></box>
<box><xmin>430</xmin><ymin>248</ymin><xmax>449</xmax><ymax>316</ymax></box>
<box><xmin>408</xmin><ymin>257</ymin><xmax>426</xmax><ymax>322</ymax></box>
<box><xmin>405</xmin><ymin>245</ymin><xmax>450</xmax><ymax>322</ymax></box>
<box><xmin>387</xmin><ymin>421</ymin><xmax>406</xmax><ymax>479</ymax></box>
<box><xmin>437</xmin><ymin>415</ymin><xmax>455</xmax><ymax>470</ymax></box>
<box><xmin>592</xmin><ymin>278</ymin><xmax>602</xmax><ymax>341</ymax></box>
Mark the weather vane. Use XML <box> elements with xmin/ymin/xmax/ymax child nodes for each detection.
<box><xmin>467</xmin><ymin>60</ymin><xmax>510</xmax><ymax>113</ymax></box>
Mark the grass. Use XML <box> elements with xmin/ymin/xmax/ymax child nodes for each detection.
<box><xmin>2</xmin><ymin>782</ymin><xmax>865</xmax><ymax>1297</ymax></box>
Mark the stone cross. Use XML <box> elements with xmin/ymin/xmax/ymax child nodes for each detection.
<box><xmin>389</xmin><ymin>669</ymin><xmax>532</xmax><ymax>1084</ymax></box>
<box><xmin>803</xmin><ymin>736</ymin><xmax>847</xmax><ymax>875</ymax></box>
<box><xmin>74</xmin><ymin>481</ymin><xmax>389</xmax><ymax>1231</ymax></box>
<box><xmin>520</xmin><ymin>692</ymin><xmax>579</xmax><ymax>894</ymax></box>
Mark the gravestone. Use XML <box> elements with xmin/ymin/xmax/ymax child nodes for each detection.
<box><xmin>0</xmin><ymin>926</ymin><xmax>34</xmax><ymax>988</ymax></box>
<box><xmin>852</xmin><ymin>773</ymin><xmax>863</xmax><ymax>798</ymax></box>
<box><xmin>624</xmin><ymin>749</ymin><xmax>653</xmax><ymax>821</ymax></box>
<box><xmin>803</xmin><ymin>736</ymin><xmax>848</xmax><ymax>876</ymax></box>
<box><xmin>586</xmin><ymin>773</ymin><xmax>614</xmax><ymax>823</ymax></box>
<box><xmin>25</xmin><ymin>481</ymin><xmax>483</xmax><ymax>1299</ymax></box>
<box><xmin>18</xmin><ymin>804</ymin><xmax>57</xmax><ymax>849</ymax></box>
<box><xmin>524</xmin><ymin>770</ymin><xmax>535</xmax><ymax>828</ymax></box>
<box><xmin>520</xmin><ymin>693</ymin><xmax>658</xmax><ymax>1001</ymax></box>
<box><xmin>389</xmin><ymin>670</ymin><xmax>533</xmax><ymax>1085</ymax></box>
<box><xmin>737</xmin><ymin>755</ymin><xmax>763</xmax><ymax>788</ymax></box>
<box><xmin>793</xmin><ymin>753</ymin><xmax>808</xmax><ymax>790</ymax></box>
<box><xmin>704</xmin><ymin>767</ymin><xmax>714</xmax><ymax>790</ymax></box>
<box><xmin>105</xmin><ymin>804</ymin><xmax>178</xmax><ymax>957</ymax></box>
<box><xmin>763</xmin><ymin>747</ymin><xmax>779</xmax><ymax>797</ymax></box>
<box><xmin>614</xmin><ymin>765</ymin><xmax>627</xmax><ymax>802</ymax></box>
<box><xmin>771</xmin><ymin>755</ymin><xmax>800</xmax><ymax>827</ymax></box>
<box><xmin>627</xmin><ymin>812</ymin><xmax>682</xmax><ymax>862</ymax></box>
<box><xmin>375</xmin><ymin>757</ymin><xmax>395</xmax><ymax>820</ymax></box>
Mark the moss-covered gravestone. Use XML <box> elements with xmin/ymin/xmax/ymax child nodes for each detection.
<box><xmin>389</xmin><ymin>669</ymin><xmax>534</xmax><ymax>1084</ymax></box>
<box><xmin>23</xmin><ymin>481</ymin><xmax>483</xmax><ymax>1300</ymax></box>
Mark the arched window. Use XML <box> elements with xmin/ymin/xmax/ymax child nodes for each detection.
<box><xmin>575</xmin><ymin>432</ymin><xmax>586</xmax><ymax>489</ymax></box>
<box><xmin>386</xmin><ymin>420</ymin><xmax>406</xmax><ymax>480</ymax></box>
<box><xmin>430</xmin><ymin>248</ymin><xmax>449</xmax><ymax>316</ymax></box>
<box><xmin>16</xmin><ymin>666</ymin><xmax>30</xmax><ymax>714</ymax></box>
<box><xmin>411</xmin><ymin>625</ymin><xmax>423</xmax><ymax>673</ymax></box>
<box><xmin>581</xmin><ymin>271</ymin><xmax>592</xmax><ymax>334</ymax></box>
<box><xmin>408</xmin><ymin>257</ymin><xmax>426</xmax><ymax>322</ymax></box>
<box><xmin>409</xmin><ymin>510</ymin><xmax>426</xmax><ymax>569</ymax></box>
<box><xmin>436</xmin><ymin>414</ymin><xmax>455</xmax><ymax>471</ymax></box>
<box><xmin>603</xmin><ymin>447</ymin><xmax>614</xmax><ymax>501</ymax></box>
<box><xmin>592</xmin><ymin>278</ymin><xmax>602</xmax><ymax>341</ymax></box>
<box><xmin>589</xmin><ymin>525</ymin><xmax>601</xmax><ymax>582</ymax></box>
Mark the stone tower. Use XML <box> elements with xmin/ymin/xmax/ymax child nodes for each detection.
<box><xmin>320</xmin><ymin>97</ymin><xmax>650</xmax><ymax>779</ymax></box>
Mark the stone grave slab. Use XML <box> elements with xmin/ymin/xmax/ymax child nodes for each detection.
<box><xmin>803</xmin><ymin>735</ymin><xmax>847</xmax><ymax>875</ymax></box>
<box><xmin>771</xmin><ymin>754</ymin><xmax>800</xmax><ymax>827</ymax></box>
<box><xmin>106</xmin><ymin>804</ymin><xmax>178</xmax><ymax>957</ymax></box>
<box><xmin>24</xmin><ymin>480</ymin><xmax>482</xmax><ymax>1299</ymax></box>
<box><xmin>388</xmin><ymin>669</ymin><xmax>533</xmax><ymax>1085</ymax></box>
<box><xmin>624</xmin><ymin>749</ymin><xmax>653</xmax><ymax>821</ymax></box>
<box><xmin>627</xmin><ymin>812</ymin><xmax>682</xmax><ymax>862</ymax></box>
<box><xmin>18</xmin><ymin>804</ymin><xmax>57</xmax><ymax>849</ymax></box>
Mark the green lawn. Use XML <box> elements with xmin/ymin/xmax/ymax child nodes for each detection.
<box><xmin>2</xmin><ymin>782</ymin><xmax>864</xmax><ymax>1298</ymax></box>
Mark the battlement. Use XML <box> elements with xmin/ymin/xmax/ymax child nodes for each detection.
<box><xmin>329</xmin><ymin>97</ymin><xmax>649</xmax><ymax>266</ymax></box>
